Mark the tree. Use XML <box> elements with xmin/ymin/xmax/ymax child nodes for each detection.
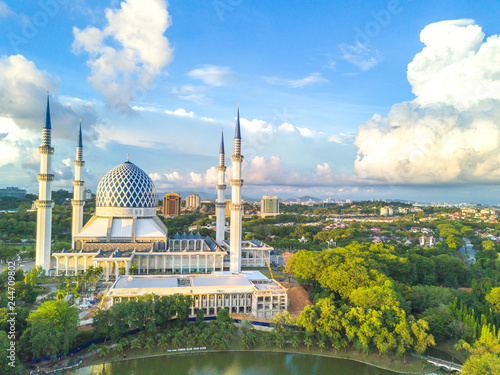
<box><xmin>26</xmin><ymin>300</ymin><xmax>79</xmax><ymax>357</ymax></box>
<box><xmin>0</xmin><ymin>331</ymin><xmax>16</xmax><ymax>375</ymax></box>
<box><xmin>460</xmin><ymin>326</ymin><xmax>500</xmax><ymax>375</ymax></box>
<box><xmin>485</xmin><ymin>287</ymin><xmax>500</xmax><ymax>314</ymax></box>
<box><xmin>99</xmin><ymin>345</ymin><xmax>110</xmax><ymax>358</ymax></box>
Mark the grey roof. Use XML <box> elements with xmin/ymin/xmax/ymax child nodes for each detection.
<box><xmin>234</xmin><ymin>107</ymin><xmax>241</xmax><ymax>139</ymax></box>
<box><xmin>219</xmin><ymin>130</ymin><xmax>225</xmax><ymax>154</ymax></box>
<box><xmin>44</xmin><ymin>95</ymin><xmax>51</xmax><ymax>130</ymax></box>
<box><xmin>78</xmin><ymin>121</ymin><xmax>83</xmax><ymax>148</ymax></box>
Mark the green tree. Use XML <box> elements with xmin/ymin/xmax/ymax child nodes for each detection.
<box><xmin>26</xmin><ymin>300</ymin><xmax>79</xmax><ymax>357</ymax></box>
<box><xmin>485</xmin><ymin>287</ymin><xmax>500</xmax><ymax>314</ymax></box>
<box><xmin>0</xmin><ymin>331</ymin><xmax>16</xmax><ymax>374</ymax></box>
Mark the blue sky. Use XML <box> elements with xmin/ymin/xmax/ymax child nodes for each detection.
<box><xmin>2</xmin><ymin>0</ymin><xmax>500</xmax><ymax>203</ymax></box>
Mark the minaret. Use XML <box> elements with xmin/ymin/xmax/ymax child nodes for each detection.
<box><xmin>215</xmin><ymin>131</ymin><xmax>227</xmax><ymax>244</ymax></box>
<box><xmin>35</xmin><ymin>95</ymin><xmax>55</xmax><ymax>271</ymax></box>
<box><xmin>229</xmin><ymin>108</ymin><xmax>243</xmax><ymax>273</ymax></box>
<box><xmin>71</xmin><ymin>122</ymin><xmax>85</xmax><ymax>247</ymax></box>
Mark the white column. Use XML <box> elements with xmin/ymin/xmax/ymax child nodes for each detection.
<box><xmin>35</xmin><ymin>98</ymin><xmax>55</xmax><ymax>273</ymax></box>
<box><xmin>229</xmin><ymin>110</ymin><xmax>243</xmax><ymax>274</ymax></box>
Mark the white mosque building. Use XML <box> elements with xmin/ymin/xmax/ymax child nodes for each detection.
<box><xmin>36</xmin><ymin>98</ymin><xmax>287</xmax><ymax>319</ymax></box>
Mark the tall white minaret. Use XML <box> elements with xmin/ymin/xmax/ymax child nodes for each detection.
<box><xmin>71</xmin><ymin>122</ymin><xmax>85</xmax><ymax>247</ymax></box>
<box><xmin>229</xmin><ymin>108</ymin><xmax>243</xmax><ymax>273</ymax></box>
<box><xmin>35</xmin><ymin>95</ymin><xmax>55</xmax><ymax>271</ymax></box>
<box><xmin>215</xmin><ymin>131</ymin><xmax>226</xmax><ymax>244</ymax></box>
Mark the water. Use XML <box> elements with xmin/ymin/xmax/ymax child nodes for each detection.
<box><xmin>67</xmin><ymin>351</ymin><xmax>419</xmax><ymax>375</ymax></box>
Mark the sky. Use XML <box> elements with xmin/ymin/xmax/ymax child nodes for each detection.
<box><xmin>1</xmin><ymin>0</ymin><xmax>500</xmax><ymax>203</ymax></box>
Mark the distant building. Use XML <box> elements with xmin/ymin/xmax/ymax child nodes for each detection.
<box><xmin>225</xmin><ymin>198</ymin><xmax>232</xmax><ymax>216</ymax></box>
<box><xmin>260</xmin><ymin>196</ymin><xmax>279</xmax><ymax>218</ymax></box>
<box><xmin>0</xmin><ymin>187</ymin><xmax>27</xmax><ymax>198</ymax></box>
<box><xmin>380</xmin><ymin>206</ymin><xmax>394</xmax><ymax>216</ymax></box>
<box><xmin>185</xmin><ymin>194</ymin><xmax>201</xmax><ymax>210</ymax></box>
<box><xmin>419</xmin><ymin>236</ymin><xmax>436</xmax><ymax>247</ymax></box>
<box><xmin>163</xmin><ymin>193</ymin><xmax>181</xmax><ymax>217</ymax></box>
<box><xmin>84</xmin><ymin>189</ymin><xmax>92</xmax><ymax>200</ymax></box>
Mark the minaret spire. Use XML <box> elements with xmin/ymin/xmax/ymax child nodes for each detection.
<box><xmin>36</xmin><ymin>93</ymin><xmax>55</xmax><ymax>271</ymax></box>
<box><xmin>72</xmin><ymin>121</ymin><xmax>85</xmax><ymax>248</ymax></box>
<box><xmin>216</xmin><ymin>130</ymin><xmax>227</xmax><ymax>244</ymax></box>
<box><xmin>229</xmin><ymin>107</ymin><xmax>244</xmax><ymax>273</ymax></box>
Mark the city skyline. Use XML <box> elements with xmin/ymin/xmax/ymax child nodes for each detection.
<box><xmin>2</xmin><ymin>1</ymin><xmax>500</xmax><ymax>203</ymax></box>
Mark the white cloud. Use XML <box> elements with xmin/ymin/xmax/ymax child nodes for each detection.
<box><xmin>187</xmin><ymin>65</ymin><xmax>234</xmax><ymax>87</ymax></box>
<box><xmin>278</xmin><ymin>123</ymin><xmax>295</xmax><ymax>132</ymax></box>
<box><xmin>0</xmin><ymin>1</ymin><xmax>13</xmax><ymax>17</ymax></box>
<box><xmin>171</xmin><ymin>85</ymin><xmax>209</xmax><ymax>104</ymax></box>
<box><xmin>72</xmin><ymin>0</ymin><xmax>173</xmax><ymax>109</ymax></box>
<box><xmin>263</xmin><ymin>72</ymin><xmax>329</xmax><ymax>88</ymax></box>
<box><xmin>327</xmin><ymin>132</ymin><xmax>356</xmax><ymax>144</ymax></box>
<box><xmin>354</xmin><ymin>21</ymin><xmax>500</xmax><ymax>184</ymax></box>
<box><xmin>0</xmin><ymin>54</ymin><xmax>99</xmax><ymax>141</ymax></box>
<box><xmin>200</xmin><ymin>116</ymin><xmax>216</xmax><ymax>123</ymax></box>
<box><xmin>149</xmin><ymin>172</ymin><xmax>162</xmax><ymax>181</ymax></box>
<box><xmin>339</xmin><ymin>42</ymin><xmax>381</xmax><ymax>71</ymax></box>
<box><xmin>408</xmin><ymin>19</ymin><xmax>500</xmax><ymax>110</ymax></box>
<box><xmin>164</xmin><ymin>108</ymin><xmax>194</xmax><ymax>117</ymax></box>
<box><xmin>0</xmin><ymin>117</ymin><xmax>36</xmax><ymax>168</ymax></box>
<box><xmin>164</xmin><ymin>171</ymin><xmax>183</xmax><ymax>181</ymax></box>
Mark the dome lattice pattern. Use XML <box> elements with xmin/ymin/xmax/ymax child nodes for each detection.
<box><xmin>96</xmin><ymin>162</ymin><xmax>157</xmax><ymax>208</ymax></box>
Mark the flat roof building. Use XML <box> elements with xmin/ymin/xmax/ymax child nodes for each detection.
<box><xmin>261</xmin><ymin>196</ymin><xmax>279</xmax><ymax>218</ymax></box>
<box><xmin>186</xmin><ymin>194</ymin><xmax>201</xmax><ymax>210</ymax></box>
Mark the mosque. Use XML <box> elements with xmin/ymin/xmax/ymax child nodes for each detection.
<box><xmin>35</xmin><ymin>97</ymin><xmax>288</xmax><ymax>319</ymax></box>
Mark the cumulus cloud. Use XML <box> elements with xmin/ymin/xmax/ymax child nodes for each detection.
<box><xmin>263</xmin><ymin>72</ymin><xmax>329</xmax><ymax>88</ymax></box>
<box><xmin>187</xmin><ymin>65</ymin><xmax>234</xmax><ymax>87</ymax></box>
<box><xmin>0</xmin><ymin>54</ymin><xmax>98</xmax><ymax>141</ymax></box>
<box><xmin>72</xmin><ymin>0</ymin><xmax>173</xmax><ymax>109</ymax></box>
<box><xmin>354</xmin><ymin>20</ymin><xmax>500</xmax><ymax>184</ymax></box>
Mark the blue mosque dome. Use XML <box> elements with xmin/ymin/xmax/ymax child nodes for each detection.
<box><xmin>96</xmin><ymin>161</ymin><xmax>157</xmax><ymax>208</ymax></box>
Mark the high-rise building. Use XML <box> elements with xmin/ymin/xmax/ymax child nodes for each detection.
<box><xmin>225</xmin><ymin>198</ymin><xmax>232</xmax><ymax>216</ymax></box>
<box><xmin>163</xmin><ymin>193</ymin><xmax>181</xmax><ymax>216</ymax></box>
<box><xmin>84</xmin><ymin>189</ymin><xmax>92</xmax><ymax>200</ymax></box>
<box><xmin>380</xmin><ymin>206</ymin><xmax>394</xmax><ymax>216</ymax></box>
<box><xmin>186</xmin><ymin>194</ymin><xmax>201</xmax><ymax>210</ymax></box>
<box><xmin>260</xmin><ymin>196</ymin><xmax>279</xmax><ymax>218</ymax></box>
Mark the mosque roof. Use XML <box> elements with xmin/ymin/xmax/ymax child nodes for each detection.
<box><xmin>96</xmin><ymin>161</ymin><xmax>157</xmax><ymax>208</ymax></box>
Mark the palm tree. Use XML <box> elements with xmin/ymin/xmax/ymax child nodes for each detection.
<box><xmin>119</xmin><ymin>337</ymin><xmax>131</xmax><ymax>350</ymax></box>
<box><xmin>304</xmin><ymin>336</ymin><xmax>313</xmax><ymax>351</ymax></box>
<box><xmin>113</xmin><ymin>343</ymin><xmax>124</xmax><ymax>356</ymax></box>
<box><xmin>242</xmin><ymin>331</ymin><xmax>258</xmax><ymax>349</ymax></box>
<box><xmin>158</xmin><ymin>334</ymin><xmax>169</xmax><ymax>350</ymax></box>
<box><xmin>317</xmin><ymin>337</ymin><xmax>326</xmax><ymax>352</ymax></box>
<box><xmin>291</xmin><ymin>334</ymin><xmax>300</xmax><ymax>349</ymax></box>
<box><xmin>239</xmin><ymin>319</ymin><xmax>253</xmax><ymax>335</ymax></box>
<box><xmin>88</xmin><ymin>343</ymin><xmax>98</xmax><ymax>358</ymax></box>
<box><xmin>144</xmin><ymin>337</ymin><xmax>155</xmax><ymax>354</ymax></box>
<box><xmin>131</xmin><ymin>339</ymin><xmax>142</xmax><ymax>350</ymax></box>
<box><xmin>99</xmin><ymin>345</ymin><xmax>110</xmax><ymax>359</ymax></box>
<box><xmin>172</xmin><ymin>331</ymin><xmax>184</xmax><ymax>348</ymax></box>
